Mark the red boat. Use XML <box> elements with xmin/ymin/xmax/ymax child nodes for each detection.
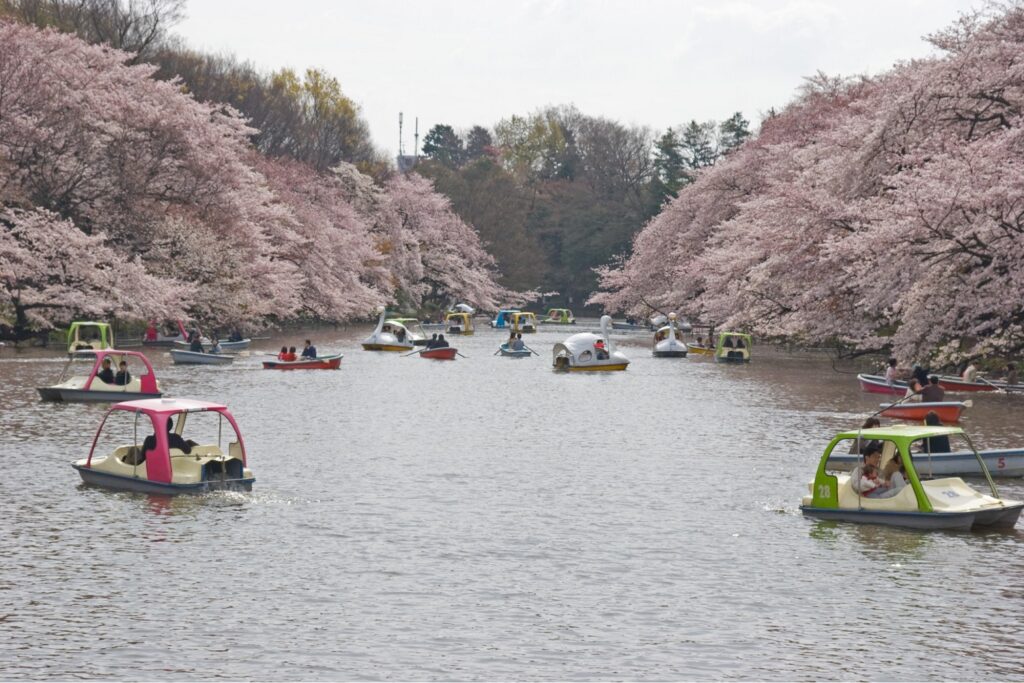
<box><xmin>420</xmin><ymin>347</ymin><xmax>457</xmax><ymax>360</ymax></box>
<box><xmin>858</xmin><ymin>373</ymin><xmax>1010</xmax><ymax>394</ymax></box>
<box><xmin>879</xmin><ymin>401</ymin><xmax>968</xmax><ymax>423</ymax></box>
<box><xmin>262</xmin><ymin>353</ymin><xmax>343</xmax><ymax>370</ymax></box>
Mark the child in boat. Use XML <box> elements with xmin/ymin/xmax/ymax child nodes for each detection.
<box><xmin>114</xmin><ymin>360</ymin><xmax>131</xmax><ymax>386</ymax></box>
<box><xmin>277</xmin><ymin>346</ymin><xmax>288</xmax><ymax>361</ymax></box>
<box><xmin>858</xmin><ymin>464</ymin><xmax>884</xmax><ymax>497</ymax></box>
<box><xmin>284</xmin><ymin>346</ymin><xmax>298</xmax><ymax>361</ymax></box>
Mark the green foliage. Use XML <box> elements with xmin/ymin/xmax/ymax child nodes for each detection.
<box><xmin>464</xmin><ymin>125</ymin><xmax>493</xmax><ymax>162</ymax></box>
<box><xmin>681</xmin><ymin>120</ymin><xmax>719</xmax><ymax>170</ymax></box>
<box><xmin>652</xmin><ymin>127</ymin><xmax>688</xmax><ymax>204</ymax></box>
<box><xmin>719</xmin><ymin>112</ymin><xmax>752</xmax><ymax>153</ymax></box>
<box><xmin>421</xmin><ymin>124</ymin><xmax>465</xmax><ymax>168</ymax></box>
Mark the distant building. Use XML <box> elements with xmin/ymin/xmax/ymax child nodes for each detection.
<box><xmin>396</xmin><ymin>154</ymin><xmax>418</xmax><ymax>173</ymax></box>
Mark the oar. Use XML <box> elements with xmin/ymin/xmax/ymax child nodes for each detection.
<box><xmin>493</xmin><ymin>347</ymin><xmax>502</xmax><ymax>356</ymax></box>
<box><xmin>456</xmin><ymin>351</ymin><xmax>468</xmax><ymax>358</ymax></box>
<box><xmin>402</xmin><ymin>348</ymin><xmax>424</xmax><ymax>357</ymax></box>
<box><xmin>976</xmin><ymin>375</ymin><xmax>1007</xmax><ymax>394</ymax></box>
<box><xmin>522</xmin><ymin>344</ymin><xmax>540</xmax><ymax>356</ymax></box>
<box><xmin>870</xmin><ymin>387</ymin><xmax>923</xmax><ymax>420</ymax></box>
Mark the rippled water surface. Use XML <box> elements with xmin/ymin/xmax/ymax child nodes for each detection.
<box><xmin>1</xmin><ymin>324</ymin><xmax>1023</xmax><ymax>680</ymax></box>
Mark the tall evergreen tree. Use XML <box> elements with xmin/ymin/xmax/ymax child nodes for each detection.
<box><xmin>719</xmin><ymin>112</ymin><xmax>752</xmax><ymax>154</ymax></box>
<box><xmin>651</xmin><ymin>127</ymin><xmax>687</xmax><ymax>203</ymax></box>
<box><xmin>421</xmin><ymin>124</ymin><xmax>464</xmax><ymax>168</ymax></box>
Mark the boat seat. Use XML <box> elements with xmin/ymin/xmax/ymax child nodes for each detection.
<box><xmin>836</xmin><ymin>473</ymin><xmax>920</xmax><ymax>510</ymax></box>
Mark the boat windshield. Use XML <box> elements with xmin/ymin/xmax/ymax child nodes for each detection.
<box><xmin>177</xmin><ymin>410</ymin><xmax>242</xmax><ymax>459</ymax></box>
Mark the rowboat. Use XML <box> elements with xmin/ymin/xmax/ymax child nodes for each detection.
<box><xmin>499</xmin><ymin>343</ymin><xmax>532</xmax><ymax>358</ymax></box>
<box><xmin>72</xmin><ymin>398</ymin><xmax>254</xmax><ymax>494</ymax></box>
<box><xmin>652</xmin><ymin>312</ymin><xmax>688</xmax><ymax>358</ymax></box>
<box><xmin>173</xmin><ymin>338</ymin><xmax>251</xmax><ymax>352</ymax></box>
<box><xmin>858</xmin><ymin>373</ymin><xmax>1024</xmax><ymax>394</ymax></box>
<box><xmin>261</xmin><ymin>353</ymin><xmax>343</xmax><ymax>370</ymax></box>
<box><xmin>880</xmin><ymin>401</ymin><xmax>967</xmax><ymax>423</ymax></box>
<box><xmin>38</xmin><ymin>350</ymin><xmax>162</xmax><ymax>402</ymax></box>
<box><xmin>826</xmin><ymin>447</ymin><xmax>1024</xmax><ymax>478</ymax></box>
<box><xmin>686</xmin><ymin>343</ymin><xmax>714</xmax><ymax>356</ymax></box>
<box><xmin>800</xmin><ymin>425</ymin><xmax>1023</xmax><ymax>530</ymax></box>
<box><xmin>611</xmin><ymin>320</ymin><xmax>643</xmax><ymax>331</ymax></box>
<box><xmin>170</xmin><ymin>349</ymin><xmax>234</xmax><ymax>365</ymax></box>
<box><xmin>553</xmin><ymin>316</ymin><xmax>629</xmax><ymax>372</ymax></box>
<box><xmin>420</xmin><ymin>347</ymin><xmax>457</xmax><ymax>360</ymax></box>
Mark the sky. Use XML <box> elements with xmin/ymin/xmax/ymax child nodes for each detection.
<box><xmin>175</xmin><ymin>0</ymin><xmax>982</xmax><ymax>158</ymax></box>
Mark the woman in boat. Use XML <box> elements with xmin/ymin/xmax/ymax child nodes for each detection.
<box><xmin>919</xmin><ymin>412</ymin><xmax>951</xmax><ymax>453</ymax></box>
<box><xmin>426</xmin><ymin>334</ymin><xmax>438</xmax><ymax>349</ymax></box>
<box><xmin>594</xmin><ymin>338</ymin><xmax>609</xmax><ymax>360</ymax></box>
<box><xmin>850</xmin><ymin>442</ymin><xmax>883</xmax><ymax>495</ymax></box>
<box><xmin>284</xmin><ymin>346</ymin><xmax>298</xmax><ymax>361</ymax></box>
<box><xmin>277</xmin><ymin>346</ymin><xmax>289</xmax><ymax>361</ymax></box>
<box><xmin>884</xmin><ymin>357</ymin><xmax>898</xmax><ymax>386</ymax></box>
<box><xmin>961</xmin><ymin>362</ymin><xmax>978</xmax><ymax>382</ymax></box>
<box><xmin>848</xmin><ymin>417</ymin><xmax>881</xmax><ymax>453</ymax></box>
<box><xmin>903</xmin><ymin>379</ymin><xmax>923</xmax><ymax>402</ymax></box>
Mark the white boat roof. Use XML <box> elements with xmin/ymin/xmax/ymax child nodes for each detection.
<box><xmin>112</xmin><ymin>398</ymin><xmax>228</xmax><ymax>414</ymax></box>
<box><xmin>557</xmin><ymin>332</ymin><xmax>604</xmax><ymax>354</ymax></box>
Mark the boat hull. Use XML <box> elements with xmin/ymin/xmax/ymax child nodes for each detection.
<box><xmin>858</xmin><ymin>374</ymin><xmax>905</xmax><ymax>395</ymax></box>
<box><xmin>653</xmin><ymin>350</ymin><xmax>688</xmax><ymax>358</ymax></box>
<box><xmin>361</xmin><ymin>343</ymin><xmax>412</xmax><ymax>352</ymax></box>
<box><xmin>262</xmin><ymin>354</ymin><xmax>342</xmax><ymax>370</ymax></box>
<box><xmin>564</xmin><ymin>363</ymin><xmax>629</xmax><ymax>372</ymax></box>
<box><xmin>38</xmin><ymin>387</ymin><xmax>162</xmax><ymax>403</ymax></box>
<box><xmin>170</xmin><ymin>349</ymin><xmax>234</xmax><ymax>365</ymax></box>
<box><xmin>499</xmin><ymin>345</ymin><xmax>532</xmax><ymax>358</ymax></box>
<box><xmin>826</xmin><ymin>448</ymin><xmax>1024</xmax><ymax>478</ymax></box>
<box><xmin>173</xmin><ymin>339</ymin><xmax>250</xmax><ymax>352</ymax></box>
<box><xmin>686</xmin><ymin>344</ymin><xmax>713</xmax><ymax>356</ymax></box>
<box><xmin>715</xmin><ymin>354</ymin><xmax>750</xmax><ymax>363</ymax></box>
<box><xmin>800</xmin><ymin>505</ymin><xmax>977</xmax><ymax>530</ymax></box>
<box><xmin>880</xmin><ymin>401</ymin><xmax>966</xmax><ymax>423</ymax></box>
<box><xmin>420</xmin><ymin>347</ymin><xmax>457</xmax><ymax>360</ymax></box>
<box><xmin>73</xmin><ymin>464</ymin><xmax>254</xmax><ymax>494</ymax></box>
<box><xmin>858</xmin><ymin>373</ymin><xmax>1023</xmax><ymax>394</ymax></box>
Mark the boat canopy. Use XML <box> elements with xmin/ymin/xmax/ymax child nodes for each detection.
<box><xmin>545</xmin><ymin>308</ymin><xmax>574</xmax><ymax>322</ymax></box>
<box><xmin>75</xmin><ymin>349</ymin><xmax>159</xmax><ymax>393</ymax></box>
<box><xmin>67</xmin><ymin>321</ymin><xmax>114</xmax><ymax>353</ymax></box>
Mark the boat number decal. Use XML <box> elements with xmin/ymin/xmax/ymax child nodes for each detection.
<box><xmin>817</xmin><ymin>485</ymin><xmax>831</xmax><ymax>498</ymax></box>
<box><xmin>998</xmin><ymin>457</ymin><xmax>1006</xmax><ymax>469</ymax></box>
<box><xmin>941</xmin><ymin>490</ymin><xmax>960</xmax><ymax>498</ymax></box>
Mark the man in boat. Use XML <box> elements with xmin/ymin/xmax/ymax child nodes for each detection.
<box><xmin>129</xmin><ymin>417</ymin><xmax>197</xmax><ymax>465</ymax></box>
<box><xmin>1007</xmin><ymin>363</ymin><xmax>1019</xmax><ymax>386</ymax></box>
<box><xmin>911</xmin><ymin>364</ymin><xmax>930</xmax><ymax>387</ymax></box>
<box><xmin>301</xmin><ymin>339</ymin><xmax>317</xmax><ymax>359</ymax></box>
<box><xmin>114</xmin><ymin>360</ymin><xmax>131</xmax><ymax>386</ymax></box>
<box><xmin>850</xmin><ymin>442</ymin><xmax>883</xmax><ymax>495</ymax></box>
<box><xmin>511</xmin><ymin>333</ymin><xmax>526</xmax><ymax>351</ymax></box>
<box><xmin>190</xmin><ymin>335</ymin><xmax>204</xmax><ymax>353</ymax></box>
<box><xmin>228</xmin><ymin>329</ymin><xmax>243</xmax><ymax>342</ymax></box>
<box><xmin>434</xmin><ymin>334</ymin><xmax>449</xmax><ymax>348</ymax></box>
<box><xmin>920</xmin><ymin>376</ymin><xmax>945</xmax><ymax>403</ymax></box>
<box><xmin>96</xmin><ymin>358</ymin><xmax>115</xmax><ymax>384</ymax></box>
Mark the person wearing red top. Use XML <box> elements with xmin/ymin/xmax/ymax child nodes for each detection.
<box><xmin>283</xmin><ymin>346</ymin><xmax>298</xmax><ymax>361</ymax></box>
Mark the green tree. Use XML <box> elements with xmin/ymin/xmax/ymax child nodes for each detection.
<box><xmin>719</xmin><ymin>112</ymin><xmax>752</xmax><ymax>154</ymax></box>
<box><xmin>651</xmin><ymin>127</ymin><xmax>687</xmax><ymax>204</ymax></box>
<box><xmin>464</xmin><ymin>125</ymin><xmax>493</xmax><ymax>162</ymax></box>
<box><xmin>680</xmin><ymin>120</ymin><xmax>719</xmax><ymax>170</ymax></box>
<box><xmin>421</xmin><ymin>124</ymin><xmax>464</xmax><ymax>168</ymax></box>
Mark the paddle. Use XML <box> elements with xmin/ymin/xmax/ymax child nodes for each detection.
<box><xmin>456</xmin><ymin>351</ymin><xmax>468</xmax><ymax>358</ymax></box>
<box><xmin>522</xmin><ymin>343</ymin><xmax>540</xmax><ymax>356</ymax></box>
<box><xmin>401</xmin><ymin>348</ymin><xmax>424</xmax><ymax>357</ymax></box>
<box><xmin>976</xmin><ymin>375</ymin><xmax>1007</xmax><ymax>394</ymax></box>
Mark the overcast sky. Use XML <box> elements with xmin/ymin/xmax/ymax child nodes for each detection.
<box><xmin>175</xmin><ymin>0</ymin><xmax>981</xmax><ymax>158</ymax></box>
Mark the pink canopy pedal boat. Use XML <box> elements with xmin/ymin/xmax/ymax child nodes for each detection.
<box><xmin>37</xmin><ymin>349</ymin><xmax>162</xmax><ymax>402</ymax></box>
<box><xmin>72</xmin><ymin>398</ymin><xmax>255</xmax><ymax>494</ymax></box>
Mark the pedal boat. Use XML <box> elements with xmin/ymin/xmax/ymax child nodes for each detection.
<box><xmin>72</xmin><ymin>398</ymin><xmax>254</xmax><ymax>494</ymax></box>
<box><xmin>489</xmin><ymin>308</ymin><xmax>521</xmax><ymax>329</ymax></box>
<box><xmin>38</xmin><ymin>350</ymin><xmax>162</xmax><ymax>402</ymax></box>
<box><xmin>510</xmin><ymin>311</ymin><xmax>538</xmax><ymax>333</ymax></box>
<box><xmin>714</xmin><ymin>332</ymin><xmax>751</xmax><ymax>363</ymax></box>
<box><xmin>857</xmin><ymin>373</ymin><xmax>1024</xmax><ymax>395</ymax></box>
<box><xmin>541</xmin><ymin>308</ymin><xmax>575</xmax><ymax>324</ymax></box>
<box><xmin>170</xmin><ymin>349</ymin><xmax>235</xmax><ymax>365</ymax></box>
<box><xmin>553</xmin><ymin>315</ymin><xmax>629</xmax><ymax>372</ymax></box>
<box><xmin>361</xmin><ymin>309</ymin><xmax>417</xmax><ymax>351</ymax></box>
<box><xmin>652</xmin><ymin>312</ymin><xmax>688</xmax><ymax>358</ymax></box>
<box><xmin>262</xmin><ymin>353</ymin><xmax>343</xmax><ymax>369</ymax></box>
<box><xmin>444</xmin><ymin>311</ymin><xmax>474</xmax><ymax>335</ymax></box>
<box><xmin>686</xmin><ymin>343</ymin><xmax>714</xmax><ymax>356</ymax></box>
<box><xmin>880</xmin><ymin>401</ymin><xmax>967</xmax><ymax>423</ymax></box>
<box><xmin>800</xmin><ymin>425</ymin><xmax>1023</xmax><ymax>530</ymax></box>
<box><xmin>499</xmin><ymin>343</ymin><xmax>532</xmax><ymax>358</ymax></box>
<box><xmin>419</xmin><ymin>347</ymin><xmax>457</xmax><ymax>360</ymax></box>
<box><xmin>142</xmin><ymin>319</ymin><xmax>189</xmax><ymax>346</ymax></box>
<box><xmin>66</xmin><ymin>321</ymin><xmax>114</xmax><ymax>355</ymax></box>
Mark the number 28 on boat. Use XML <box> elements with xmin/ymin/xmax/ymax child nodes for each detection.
<box><xmin>72</xmin><ymin>398</ymin><xmax>255</xmax><ymax>494</ymax></box>
<box><xmin>800</xmin><ymin>425</ymin><xmax>1023</xmax><ymax>530</ymax></box>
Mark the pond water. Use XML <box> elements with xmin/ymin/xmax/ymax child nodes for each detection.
<box><xmin>1</xmin><ymin>323</ymin><xmax>1022</xmax><ymax>680</ymax></box>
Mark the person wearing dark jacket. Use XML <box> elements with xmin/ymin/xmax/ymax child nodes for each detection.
<box><xmin>301</xmin><ymin>340</ymin><xmax>317</xmax><ymax>359</ymax></box>
<box><xmin>96</xmin><ymin>358</ymin><xmax>115</xmax><ymax>384</ymax></box>
<box><xmin>920</xmin><ymin>376</ymin><xmax>945</xmax><ymax>403</ymax></box>
<box><xmin>114</xmin><ymin>360</ymin><xmax>131</xmax><ymax>386</ymax></box>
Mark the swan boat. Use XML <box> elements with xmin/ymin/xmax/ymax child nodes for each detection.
<box><xmin>552</xmin><ymin>315</ymin><xmax>629</xmax><ymax>372</ymax></box>
<box><xmin>38</xmin><ymin>350</ymin><xmax>162</xmax><ymax>402</ymax></box>
<box><xmin>652</xmin><ymin>313</ymin><xmax>688</xmax><ymax>358</ymax></box>
<box><xmin>72</xmin><ymin>398</ymin><xmax>255</xmax><ymax>494</ymax></box>
<box><xmin>361</xmin><ymin>309</ymin><xmax>415</xmax><ymax>351</ymax></box>
<box><xmin>800</xmin><ymin>425</ymin><xmax>1023</xmax><ymax>530</ymax></box>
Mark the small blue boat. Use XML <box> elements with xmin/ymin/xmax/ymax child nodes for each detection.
<box><xmin>499</xmin><ymin>343</ymin><xmax>532</xmax><ymax>358</ymax></box>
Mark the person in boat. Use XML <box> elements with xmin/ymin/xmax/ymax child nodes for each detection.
<box><xmin>735</xmin><ymin>337</ymin><xmax>747</xmax><ymax>349</ymax></box>
<box><xmin>190</xmin><ymin>335</ymin><xmax>204</xmax><ymax>353</ymax></box>
<box><xmin>511</xmin><ymin>333</ymin><xmax>525</xmax><ymax>351</ymax></box>
<box><xmin>434</xmin><ymin>334</ymin><xmax>449</xmax><ymax>349</ymax></box>
<box><xmin>594</xmin><ymin>338</ymin><xmax>609</xmax><ymax>360</ymax></box>
<box><xmin>277</xmin><ymin>346</ymin><xmax>288</xmax><ymax>361</ymax></box>
<box><xmin>114</xmin><ymin>360</ymin><xmax>131</xmax><ymax>386</ymax></box>
<box><xmin>426</xmin><ymin>333</ymin><xmax>438</xmax><ymax>349</ymax></box>
<box><xmin>903</xmin><ymin>379</ymin><xmax>923</xmax><ymax>402</ymax></box>
<box><xmin>920</xmin><ymin>375</ymin><xmax>945</xmax><ymax>403</ymax></box>
<box><xmin>96</xmin><ymin>358</ymin><xmax>115</xmax><ymax>384</ymax></box>
<box><xmin>873</xmin><ymin>453</ymin><xmax>909</xmax><ymax>498</ymax></box>
<box><xmin>209</xmin><ymin>337</ymin><xmax>223</xmax><ymax>354</ymax></box>
<box><xmin>961</xmin><ymin>362</ymin><xmax>978</xmax><ymax>382</ymax></box>
<box><xmin>858</xmin><ymin>463</ymin><xmax>884</xmax><ymax>497</ymax></box>
<box><xmin>395</xmin><ymin>327</ymin><xmax>406</xmax><ymax>343</ymax></box>
<box><xmin>144</xmin><ymin>322</ymin><xmax>158</xmax><ymax>342</ymax></box>
<box><xmin>1005</xmin><ymin>363</ymin><xmax>1019</xmax><ymax>386</ymax></box>
<box><xmin>723</xmin><ymin>336</ymin><xmax>734</xmax><ymax>349</ymax></box>
<box><xmin>884</xmin><ymin>357</ymin><xmax>898</xmax><ymax>386</ymax></box>
<box><xmin>301</xmin><ymin>339</ymin><xmax>317</xmax><ymax>359</ymax></box>
<box><xmin>911</xmin><ymin>364</ymin><xmax>930</xmax><ymax>387</ymax></box>
<box><xmin>284</xmin><ymin>346</ymin><xmax>298</xmax><ymax>361</ymax></box>
<box><xmin>848</xmin><ymin>417</ymin><xmax>881</xmax><ymax>453</ymax></box>
<box><xmin>131</xmin><ymin>417</ymin><xmax>196</xmax><ymax>464</ymax></box>
<box><xmin>919</xmin><ymin>411</ymin><xmax>951</xmax><ymax>453</ymax></box>
<box><xmin>850</xmin><ymin>442</ymin><xmax>883</xmax><ymax>495</ymax></box>
<box><xmin>228</xmin><ymin>329</ymin><xmax>244</xmax><ymax>342</ymax></box>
